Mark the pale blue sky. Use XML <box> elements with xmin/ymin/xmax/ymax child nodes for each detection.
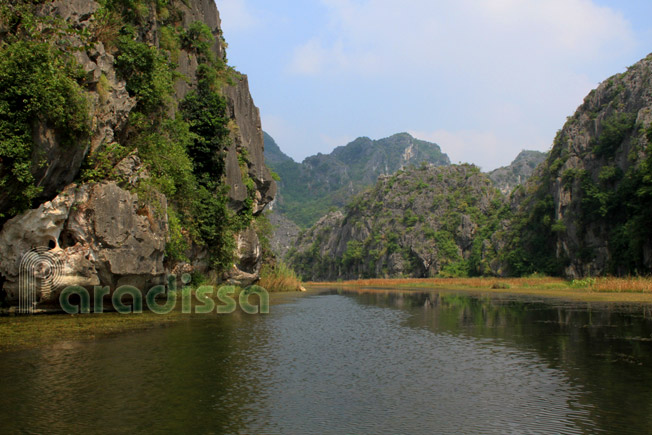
<box><xmin>216</xmin><ymin>0</ymin><xmax>652</xmax><ymax>170</ymax></box>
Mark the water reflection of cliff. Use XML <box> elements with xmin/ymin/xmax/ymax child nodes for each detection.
<box><xmin>0</xmin><ymin>312</ymin><xmax>265</xmax><ymax>434</ymax></box>
<box><xmin>337</xmin><ymin>288</ymin><xmax>652</xmax><ymax>433</ymax></box>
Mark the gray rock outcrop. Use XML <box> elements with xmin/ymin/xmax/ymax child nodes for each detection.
<box><xmin>506</xmin><ymin>54</ymin><xmax>652</xmax><ymax>277</ymax></box>
<box><xmin>0</xmin><ymin>181</ymin><xmax>167</xmax><ymax>304</ymax></box>
<box><xmin>489</xmin><ymin>150</ymin><xmax>547</xmax><ymax>194</ymax></box>
<box><xmin>0</xmin><ymin>0</ymin><xmax>276</xmax><ymax>305</ymax></box>
<box><xmin>268</xmin><ymin>209</ymin><xmax>301</xmax><ymax>259</ymax></box>
<box><xmin>288</xmin><ymin>165</ymin><xmax>506</xmax><ymax>280</ymax></box>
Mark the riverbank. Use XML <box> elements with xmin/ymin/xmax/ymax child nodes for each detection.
<box><xmin>5</xmin><ymin>277</ymin><xmax>651</xmax><ymax>353</ymax></box>
<box><xmin>0</xmin><ymin>311</ymin><xmax>184</xmax><ymax>353</ymax></box>
<box><xmin>306</xmin><ymin>277</ymin><xmax>652</xmax><ymax>303</ymax></box>
<box><xmin>0</xmin><ymin>290</ymin><xmax>304</xmax><ymax>353</ymax></box>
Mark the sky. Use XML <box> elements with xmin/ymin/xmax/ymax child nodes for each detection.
<box><xmin>215</xmin><ymin>0</ymin><xmax>652</xmax><ymax>171</ymax></box>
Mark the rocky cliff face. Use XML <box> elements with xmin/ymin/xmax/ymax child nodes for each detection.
<box><xmin>267</xmin><ymin>210</ymin><xmax>300</xmax><ymax>259</ymax></box>
<box><xmin>0</xmin><ymin>0</ymin><xmax>275</xmax><ymax>306</ymax></box>
<box><xmin>265</xmin><ymin>132</ymin><xmax>450</xmax><ymax>228</ymax></box>
<box><xmin>288</xmin><ymin>165</ymin><xmax>508</xmax><ymax>281</ymax></box>
<box><xmin>0</xmin><ymin>179</ymin><xmax>168</xmax><ymax>305</ymax></box>
<box><xmin>505</xmin><ymin>55</ymin><xmax>652</xmax><ymax>278</ymax></box>
<box><xmin>223</xmin><ymin>78</ymin><xmax>276</xmax><ymax>214</ymax></box>
<box><xmin>489</xmin><ymin>150</ymin><xmax>547</xmax><ymax>194</ymax></box>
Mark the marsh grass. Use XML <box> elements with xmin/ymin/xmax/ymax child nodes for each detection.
<box><xmin>592</xmin><ymin>277</ymin><xmax>652</xmax><ymax>293</ymax></box>
<box><xmin>322</xmin><ymin>277</ymin><xmax>568</xmax><ymax>290</ymax></box>
<box><xmin>258</xmin><ymin>262</ymin><xmax>303</xmax><ymax>293</ymax></box>
<box><xmin>310</xmin><ymin>276</ymin><xmax>652</xmax><ymax>295</ymax></box>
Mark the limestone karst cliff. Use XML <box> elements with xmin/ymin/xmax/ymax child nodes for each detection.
<box><xmin>504</xmin><ymin>55</ymin><xmax>652</xmax><ymax>278</ymax></box>
<box><xmin>489</xmin><ymin>150</ymin><xmax>548</xmax><ymax>195</ymax></box>
<box><xmin>289</xmin><ymin>54</ymin><xmax>652</xmax><ymax>281</ymax></box>
<box><xmin>265</xmin><ymin>132</ymin><xmax>450</xmax><ymax>228</ymax></box>
<box><xmin>0</xmin><ymin>0</ymin><xmax>275</xmax><ymax>305</ymax></box>
<box><xmin>284</xmin><ymin>55</ymin><xmax>652</xmax><ymax>281</ymax></box>
<box><xmin>288</xmin><ymin>164</ymin><xmax>508</xmax><ymax>281</ymax></box>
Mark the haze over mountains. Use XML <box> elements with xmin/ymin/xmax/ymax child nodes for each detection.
<box><xmin>488</xmin><ymin>150</ymin><xmax>547</xmax><ymax>194</ymax></box>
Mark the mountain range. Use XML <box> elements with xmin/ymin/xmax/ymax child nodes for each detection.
<box><xmin>265</xmin><ymin>132</ymin><xmax>450</xmax><ymax>228</ymax></box>
<box><xmin>283</xmin><ymin>54</ymin><xmax>652</xmax><ymax>280</ymax></box>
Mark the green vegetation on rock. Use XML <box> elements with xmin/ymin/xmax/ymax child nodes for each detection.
<box><xmin>95</xmin><ymin>1</ymin><xmax>244</xmax><ymax>272</ymax></box>
<box><xmin>0</xmin><ymin>0</ymin><xmax>257</xmax><ymax>275</ymax></box>
<box><xmin>503</xmin><ymin>55</ymin><xmax>652</xmax><ymax>277</ymax></box>
<box><xmin>288</xmin><ymin>164</ymin><xmax>509</xmax><ymax>281</ymax></box>
<box><xmin>265</xmin><ymin>132</ymin><xmax>451</xmax><ymax>228</ymax></box>
<box><xmin>0</xmin><ymin>3</ymin><xmax>91</xmax><ymax>218</ymax></box>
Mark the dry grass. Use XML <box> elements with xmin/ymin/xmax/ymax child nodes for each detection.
<box><xmin>306</xmin><ymin>276</ymin><xmax>652</xmax><ymax>303</ymax></box>
<box><xmin>314</xmin><ymin>277</ymin><xmax>568</xmax><ymax>290</ymax></box>
<box><xmin>258</xmin><ymin>262</ymin><xmax>304</xmax><ymax>293</ymax></box>
<box><xmin>91</xmin><ymin>9</ymin><xmax>123</xmax><ymax>52</ymax></box>
<box><xmin>592</xmin><ymin>277</ymin><xmax>652</xmax><ymax>293</ymax></box>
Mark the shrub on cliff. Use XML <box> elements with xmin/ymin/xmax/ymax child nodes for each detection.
<box><xmin>0</xmin><ymin>40</ymin><xmax>90</xmax><ymax>217</ymax></box>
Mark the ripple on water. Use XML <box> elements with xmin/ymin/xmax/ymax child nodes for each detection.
<box><xmin>1</xmin><ymin>290</ymin><xmax>651</xmax><ymax>434</ymax></box>
<box><xmin>236</xmin><ymin>295</ymin><xmax>598</xmax><ymax>434</ymax></box>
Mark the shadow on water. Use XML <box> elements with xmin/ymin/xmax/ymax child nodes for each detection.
<box><xmin>0</xmin><ymin>288</ymin><xmax>651</xmax><ymax>434</ymax></box>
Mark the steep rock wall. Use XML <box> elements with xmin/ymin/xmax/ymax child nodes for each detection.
<box><xmin>0</xmin><ymin>0</ymin><xmax>275</xmax><ymax>305</ymax></box>
<box><xmin>505</xmin><ymin>55</ymin><xmax>652</xmax><ymax>278</ymax></box>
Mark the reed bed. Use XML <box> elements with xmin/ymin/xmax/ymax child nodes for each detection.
<box><xmin>315</xmin><ymin>277</ymin><xmax>565</xmax><ymax>289</ymax></box>
<box><xmin>591</xmin><ymin>277</ymin><xmax>652</xmax><ymax>293</ymax></box>
<box><xmin>258</xmin><ymin>262</ymin><xmax>304</xmax><ymax>293</ymax></box>
<box><xmin>310</xmin><ymin>276</ymin><xmax>652</xmax><ymax>293</ymax></box>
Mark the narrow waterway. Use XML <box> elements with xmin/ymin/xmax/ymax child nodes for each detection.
<box><xmin>1</xmin><ymin>288</ymin><xmax>652</xmax><ymax>434</ymax></box>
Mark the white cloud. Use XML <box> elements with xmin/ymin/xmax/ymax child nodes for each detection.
<box><xmin>288</xmin><ymin>39</ymin><xmax>379</xmax><ymax>75</ymax></box>
<box><xmin>286</xmin><ymin>0</ymin><xmax>635</xmax><ymax>169</ymax></box>
<box><xmin>215</xmin><ymin>0</ymin><xmax>259</xmax><ymax>32</ymax></box>
<box><xmin>289</xmin><ymin>39</ymin><xmax>329</xmax><ymax>75</ymax></box>
<box><xmin>290</xmin><ymin>0</ymin><xmax>634</xmax><ymax>77</ymax></box>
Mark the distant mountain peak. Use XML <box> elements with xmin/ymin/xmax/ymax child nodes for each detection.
<box><xmin>488</xmin><ymin>149</ymin><xmax>547</xmax><ymax>194</ymax></box>
<box><xmin>263</xmin><ymin>132</ymin><xmax>450</xmax><ymax>227</ymax></box>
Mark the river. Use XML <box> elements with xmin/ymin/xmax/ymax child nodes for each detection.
<box><xmin>1</xmin><ymin>288</ymin><xmax>652</xmax><ymax>434</ymax></box>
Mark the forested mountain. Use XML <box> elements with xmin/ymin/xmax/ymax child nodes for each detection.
<box><xmin>288</xmin><ymin>164</ymin><xmax>508</xmax><ymax>280</ymax></box>
<box><xmin>265</xmin><ymin>132</ymin><xmax>450</xmax><ymax>228</ymax></box>
<box><xmin>287</xmin><ymin>54</ymin><xmax>652</xmax><ymax>280</ymax></box>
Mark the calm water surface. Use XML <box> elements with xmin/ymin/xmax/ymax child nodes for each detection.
<box><xmin>2</xmin><ymin>288</ymin><xmax>652</xmax><ymax>434</ymax></box>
